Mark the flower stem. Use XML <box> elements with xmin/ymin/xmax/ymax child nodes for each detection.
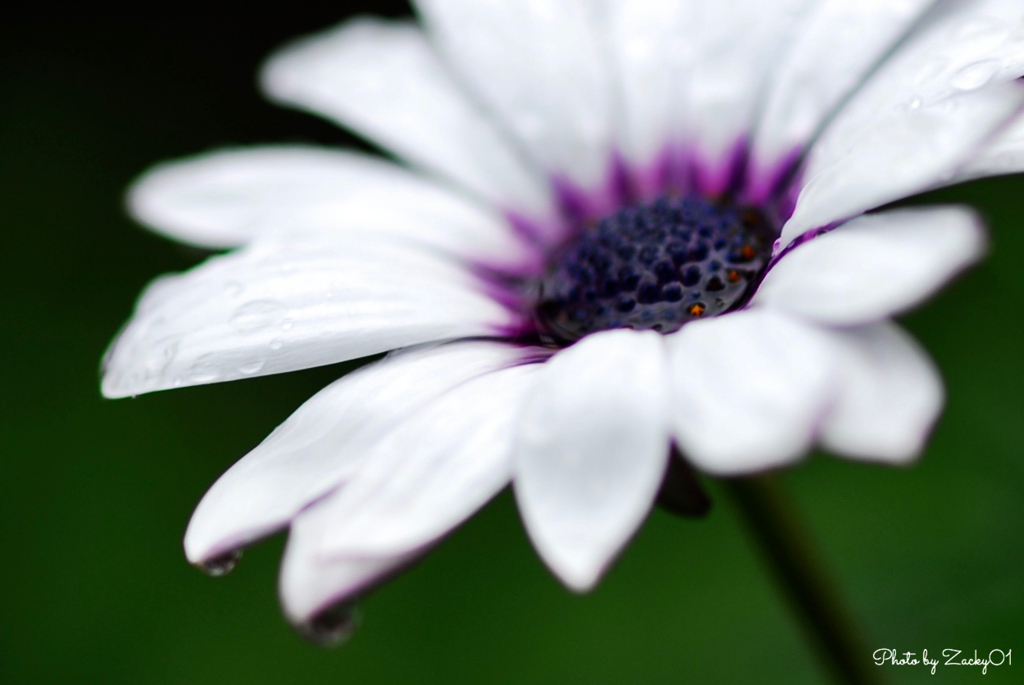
<box><xmin>723</xmin><ymin>475</ymin><xmax>882</xmax><ymax>685</ymax></box>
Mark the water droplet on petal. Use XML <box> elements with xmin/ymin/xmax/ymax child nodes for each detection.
<box><xmin>951</xmin><ymin>59</ymin><xmax>1001</xmax><ymax>91</ymax></box>
<box><xmin>230</xmin><ymin>300</ymin><xmax>288</xmax><ymax>334</ymax></box>
<box><xmin>238</xmin><ymin>359</ymin><xmax>266</xmax><ymax>376</ymax></box>
<box><xmin>280</xmin><ymin>318</ymin><xmax>294</xmax><ymax>331</ymax></box>
<box><xmin>224</xmin><ymin>281</ymin><xmax>245</xmax><ymax>298</ymax></box>
<box><xmin>201</xmin><ymin>550</ymin><xmax>242</xmax><ymax>577</ymax></box>
<box><xmin>143</xmin><ymin>338</ymin><xmax>180</xmax><ymax>379</ymax></box>
<box><xmin>269</xmin><ymin>338</ymin><xmax>284</xmax><ymax>351</ymax></box>
<box><xmin>187</xmin><ymin>354</ymin><xmax>221</xmax><ymax>384</ymax></box>
<box><xmin>298</xmin><ymin>601</ymin><xmax>360</xmax><ymax>647</ymax></box>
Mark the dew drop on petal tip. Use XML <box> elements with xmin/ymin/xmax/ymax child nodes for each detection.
<box><xmin>298</xmin><ymin>601</ymin><xmax>360</xmax><ymax>648</ymax></box>
<box><xmin>200</xmin><ymin>550</ymin><xmax>242</xmax><ymax>577</ymax></box>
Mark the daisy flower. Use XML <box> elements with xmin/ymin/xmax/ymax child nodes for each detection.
<box><xmin>103</xmin><ymin>0</ymin><xmax>1024</xmax><ymax>642</ymax></box>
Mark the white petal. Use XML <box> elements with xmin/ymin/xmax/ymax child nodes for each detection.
<box><xmin>280</xmin><ymin>494</ymin><xmax>414</xmax><ymax>623</ymax></box>
<box><xmin>784</xmin><ymin>0</ymin><xmax>1024</xmax><ymax>243</ymax></box>
<box><xmin>957</xmin><ymin>112</ymin><xmax>1024</xmax><ymax>181</ymax></box>
<box><xmin>667</xmin><ymin>310</ymin><xmax>838</xmax><ymax>474</ymax></box>
<box><xmin>317</xmin><ymin>364</ymin><xmax>541</xmax><ymax>558</ymax></box>
<box><xmin>680</xmin><ymin>0</ymin><xmax>817</xmax><ymax>193</ymax></box>
<box><xmin>819</xmin><ymin>323</ymin><xmax>944</xmax><ymax>463</ymax></box>
<box><xmin>513</xmin><ymin>329</ymin><xmax>670</xmax><ymax>591</ymax></box>
<box><xmin>102</xmin><ymin>236</ymin><xmax>513</xmax><ymax>397</ymax></box>
<box><xmin>591</xmin><ymin>0</ymin><xmax>693</xmax><ymax>188</ymax></box>
<box><xmin>261</xmin><ymin>18</ymin><xmax>555</xmax><ymax>221</ymax></box>
<box><xmin>127</xmin><ymin>147</ymin><xmax>534</xmax><ymax>264</ymax></box>
<box><xmin>782</xmin><ymin>84</ymin><xmax>1023</xmax><ymax>245</ymax></box>
<box><xmin>183</xmin><ymin>341</ymin><xmax>530</xmax><ymax>564</ymax></box>
<box><xmin>750</xmin><ymin>0</ymin><xmax>937</xmax><ymax>189</ymax></box>
<box><xmin>755</xmin><ymin>207</ymin><xmax>986</xmax><ymax>326</ymax></box>
<box><xmin>415</xmin><ymin>0</ymin><xmax>613</xmax><ymax>190</ymax></box>
<box><xmin>815</xmin><ymin>0</ymin><xmax>1024</xmax><ymax>163</ymax></box>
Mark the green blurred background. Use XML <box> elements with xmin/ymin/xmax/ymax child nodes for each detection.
<box><xmin>2</xmin><ymin>4</ymin><xmax>1022</xmax><ymax>683</ymax></box>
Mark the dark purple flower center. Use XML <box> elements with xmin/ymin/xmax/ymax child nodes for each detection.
<box><xmin>534</xmin><ymin>196</ymin><xmax>774</xmax><ymax>343</ymax></box>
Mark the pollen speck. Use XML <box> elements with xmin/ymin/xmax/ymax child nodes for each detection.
<box><xmin>688</xmin><ymin>303</ymin><xmax>706</xmax><ymax>318</ymax></box>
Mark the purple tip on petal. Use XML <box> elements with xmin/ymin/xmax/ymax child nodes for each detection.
<box><xmin>684</xmin><ymin>137</ymin><xmax>751</xmax><ymax>199</ymax></box>
<box><xmin>625</xmin><ymin>149</ymin><xmax>678</xmax><ymax>203</ymax></box>
<box><xmin>551</xmin><ymin>158</ymin><xmax>632</xmax><ymax>227</ymax></box>
<box><xmin>743</xmin><ymin>148</ymin><xmax>805</xmax><ymax>217</ymax></box>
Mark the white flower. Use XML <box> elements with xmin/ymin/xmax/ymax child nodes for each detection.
<box><xmin>103</xmin><ymin>0</ymin><xmax>1024</xmax><ymax>638</ymax></box>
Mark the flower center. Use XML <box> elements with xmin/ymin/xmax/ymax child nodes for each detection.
<box><xmin>534</xmin><ymin>196</ymin><xmax>774</xmax><ymax>343</ymax></box>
